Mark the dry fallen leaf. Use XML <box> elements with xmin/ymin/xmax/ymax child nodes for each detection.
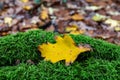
<box><xmin>38</xmin><ymin>35</ymin><xmax>90</xmax><ymax>65</ymax></box>
<box><xmin>71</xmin><ymin>14</ymin><xmax>84</xmax><ymax>21</ymax></box>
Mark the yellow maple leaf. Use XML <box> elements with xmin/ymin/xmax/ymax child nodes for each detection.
<box><xmin>38</xmin><ymin>35</ymin><xmax>90</xmax><ymax>65</ymax></box>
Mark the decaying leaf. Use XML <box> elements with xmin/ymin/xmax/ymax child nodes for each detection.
<box><xmin>38</xmin><ymin>35</ymin><xmax>91</xmax><ymax>65</ymax></box>
<box><xmin>71</xmin><ymin>14</ymin><xmax>84</xmax><ymax>21</ymax></box>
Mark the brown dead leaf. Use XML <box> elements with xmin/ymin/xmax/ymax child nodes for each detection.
<box><xmin>111</xmin><ymin>15</ymin><xmax>120</xmax><ymax>21</ymax></box>
<box><xmin>45</xmin><ymin>25</ymin><xmax>55</xmax><ymax>32</ymax></box>
<box><xmin>26</xmin><ymin>59</ymin><xmax>35</xmax><ymax>64</ymax></box>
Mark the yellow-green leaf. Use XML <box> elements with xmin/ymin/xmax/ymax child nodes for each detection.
<box><xmin>92</xmin><ymin>13</ymin><xmax>106</xmax><ymax>21</ymax></box>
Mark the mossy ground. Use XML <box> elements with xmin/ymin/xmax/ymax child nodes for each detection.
<box><xmin>0</xmin><ymin>30</ymin><xmax>120</xmax><ymax>80</ymax></box>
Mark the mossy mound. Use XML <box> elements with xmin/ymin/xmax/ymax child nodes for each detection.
<box><xmin>0</xmin><ymin>30</ymin><xmax>120</xmax><ymax>79</ymax></box>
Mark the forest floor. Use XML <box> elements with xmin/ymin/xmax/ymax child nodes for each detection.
<box><xmin>0</xmin><ymin>0</ymin><xmax>120</xmax><ymax>45</ymax></box>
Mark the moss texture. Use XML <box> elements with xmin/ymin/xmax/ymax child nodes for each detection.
<box><xmin>0</xmin><ymin>30</ymin><xmax>120</xmax><ymax>79</ymax></box>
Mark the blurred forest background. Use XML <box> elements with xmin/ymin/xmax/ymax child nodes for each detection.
<box><xmin>0</xmin><ymin>0</ymin><xmax>120</xmax><ymax>45</ymax></box>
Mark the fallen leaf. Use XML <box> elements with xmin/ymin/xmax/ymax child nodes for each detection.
<box><xmin>111</xmin><ymin>15</ymin><xmax>120</xmax><ymax>21</ymax></box>
<box><xmin>70</xmin><ymin>30</ymin><xmax>85</xmax><ymax>35</ymax></box>
<box><xmin>48</xmin><ymin>7</ymin><xmax>54</xmax><ymax>15</ymax></box>
<box><xmin>65</xmin><ymin>25</ymin><xmax>78</xmax><ymax>32</ymax></box>
<box><xmin>86</xmin><ymin>0</ymin><xmax>95</xmax><ymax>3</ymax></box>
<box><xmin>107</xmin><ymin>11</ymin><xmax>120</xmax><ymax>16</ymax></box>
<box><xmin>45</xmin><ymin>25</ymin><xmax>55</xmax><ymax>32</ymax></box>
<box><xmin>92</xmin><ymin>13</ymin><xmax>106</xmax><ymax>21</ymax></box>
<box><xmin>23</xmin><ymin>5</ymin><xmax>32</xmax><ymax>10</ymax></box>
<box><xmin>4</xmin><ymin>17</ymin><xmax>13</xmax><ymax>26</ymax></box>
<box><xmin>115</xmin><ymin>27</ymin><xmax>120</xmax><ymax>31</ymax></box>
<box><xmin>104</xmin><ymin>19</ymin><xmax>119</xmax><ymax>27</ymax></box>
<box><xmin>31</xmin><ymin>16</ymin><xmax>40</xmax><ymax>24</ymax></box>
<box><xmin>65</xmin><ymin>25</ymin><xmax>84</xmax><ymax>35</ymax></box>
<box><xmin>85</xmin><ymin>6</ymin><xmax>102</xmax><ymax>11</ymax></box>
<box><xmin>71</xmin><ymin>14</ymin><xmax>84</xmax><ymax>21</ymax></box>
<box><xmin>67</xmin><ymin>3</ymin><xmax>78</xmax><ymax>9</ymax></box>
<box><xmin>26</xmin><ymin>59</ymin><xmax>35</xmax><ymax>64</ymax></box>
<box><xmin>38</xmin><ymin>35</ymin><xmax>90</xmax><ymax>65</ymax></box>
<box><xmin>21</xmin><ymin>0</ymin><xmax>29</xmax><ymax>3</ymax></box>
<box><xmin>40</xmin><ymin>10</ymin><xmax>49</xmax><ymax>20</ymax></box>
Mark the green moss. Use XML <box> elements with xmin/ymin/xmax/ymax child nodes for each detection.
<box><xmin>0</xmin><ymin>59</ymin><xmax>120</xmax><ymax>80</ymax></box>
<box><xmin>0</xmin><ymin>30</ymin><xmax>120</xmax><ymax>79</ymax></box>
<box><xmin>0</xmin><ymin>30</ymin><xmax>120</xmax><ymax>66</ymax></box>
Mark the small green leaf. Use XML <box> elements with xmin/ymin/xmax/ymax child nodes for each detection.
<box><xmin>34</xmin><ymin>0</ymin><xmax>41</xmax><ymax>4</ymax></box>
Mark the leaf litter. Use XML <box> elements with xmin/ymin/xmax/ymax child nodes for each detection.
<box><xmin>0</xmin><ymin>0</ymin><xmax>120</xmax><ymax>45</ymax></box>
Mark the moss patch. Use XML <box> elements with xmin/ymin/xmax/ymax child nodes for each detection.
<box><xmin>0</xmin><ymin>30</ymin><xmax>120</xmax><ymax>79</ymax></box>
